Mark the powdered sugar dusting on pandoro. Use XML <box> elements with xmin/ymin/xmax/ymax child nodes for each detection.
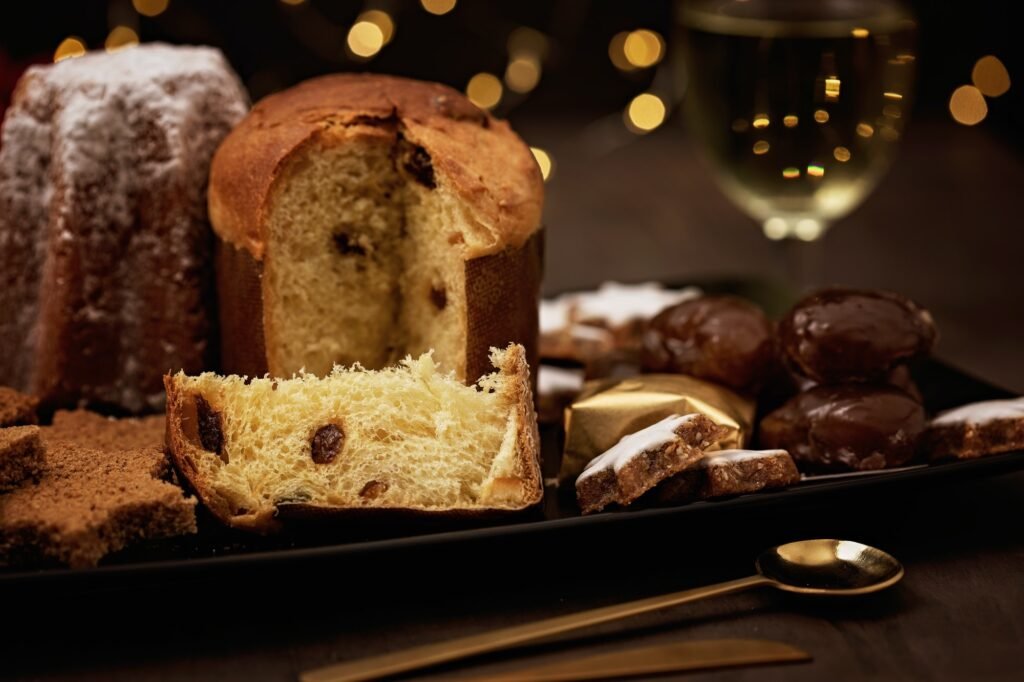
<box><xmin>0</xmin><ymin>43</ymin><xmax>249</xmax><ymax>411</ymax></box>
<box><xmin>931</xmin><ymin>397</ymin><xmax>1024</xmax><ymax>427</ymax></box>
<box><xmin>578</xmin><ymin>414</ymin><xmax>697</xmax><ymax>481</ymax></box>
<box><xmin>540</xmin><ymin>282</ymin><xmax>702</xmax><ymax>334</ymax></box>
<box><xmin>703</xmin><ymin>449</ymin><xmax>790</xmax><ymax>466</ymax></box>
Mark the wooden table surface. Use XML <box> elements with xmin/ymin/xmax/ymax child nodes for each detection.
<box><xmin>4</xmin><ymin>118</ymin><xmax>1024</xmax><ymax>681</ymax></box>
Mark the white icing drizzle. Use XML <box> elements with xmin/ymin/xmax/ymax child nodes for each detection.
<box><xmin>702</xmin><ymin>449</ymin><xmax>790</xmax><ymax>466</ymax></box>
<box><xmin>540</xmin><ymin>282</ymin><xmax>702</xmax><ymax>334</ymax></box>
<box><xmin>537</xmin><ymin>365</ymin><xmax>585</xmax><ymax>397</ymax></box>
<box><xmin>577</xmin><ymin>414</ymin><xmax>697</xmax><ymax>482</ymax></box>
<box><xmin>931</xmin><ymin>397</ymin><xmax>1024</xmax><ymax>427</ymax></box>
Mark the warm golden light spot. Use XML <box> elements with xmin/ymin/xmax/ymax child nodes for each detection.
<box><xmin>972</xmin><ymin>55</ymin><xmax>1011</xmax><ymax>97</ymax></box>
<box><xmin>608</xmin><ymin>32</ymin><xmax>632</xmax><ymax>71</ymax></box>
<box><xmin>763</xmin><ymin>218</ymin><xmax>788</xmax><ymax>240</ymax></box>
<box><xmin>782</xmin><ymin>167</ymin><xmax>800</xmax><ymax>179</ymax></box>
<box><xmin>825</xmin><ymin>77</ymin><xmax>841</xmax><ymax>102</ymax></box>
<box><xmin>807</xmin><ymin>164</ymin><xmax>825</xmax><ymax>177</ymax></box>
<box><xmin>731</xmin><ymin>118</ymin><xmax>749</xmax><ymax>133</ymax></box>
<box><xmin>883</xmin><ymin>104</ymin><xmax>902</xmax><ymax>119</ymax></box>
<box><xmin>421</xmin><ymin>0</ymin><xmax>456</xmax><ymax>15</ymax></box>
<box><xmin>880</xmin><ymin>126</ymin><xmax>900</xmax><ymax>141</ymax></box>
<box><xmin>505</xmin><ymin>56</ymin><xmax>541</xmax><ymax>93</ymax></box>
<box><xmin>530</xmin><ymin>147</ymin><xmax>553</xmax><ymax>181</ymax></box>
<box><xmin>949</xmin><ymin>85</ymin><xmax>987</xmax><ymax>125</ymax></box>
<box><xmin>752</xmin><ymin>140</ymin><xmax>770</xmax><ymax>155</ymax></box>
<box><xmin>814</xmin><ymin>109</ymin><xmax>830</xmax><ymax>123</ymax></box>
<box><xmin>280</xmin><ymin>0</ymin><xmax>305</xmax><ymax>5</ymax></box>
<box><xmin>891</xmin><ymin>53</ymin><xmax>915</xmax><ymax>65</ymax></box>
<box><xmin>752</xmin><ymin>114</ymin><xmax>770</xmax><ymax>129</ymax></box>
<box><xmin>347</xmin><ymin>21</ymin><xmax>384</xmax><ymax>58</ymax></box>
<box><xmin>623</xmin><ymin>29</ymin><xmax>664</xmax><ymax>68</ymax></box>
<box><xmin>851</xmin><ymin>27</ymin><xmax>869</xmax><ymax>38</ymax></box>
<box><xmin>54</xmin><ymin>37</ymin><xmax>86</xmax><ymax>62</ymax></box>
<box><xmin>883</xmin><ymin>92</ymin><xmax>903</xmax><ymax>100</ymax></box>
<box><xmin>625</xmin><ymin>93</ymin><xmax>667</xmax><ymax>133</ymax></box>
<box><xmin>132</xmin><ymin>0</ymin><xmax>169</xmax><ymax>17</ymax></box>
<box><xmin>856</xmin><ymin>122</ymin><xmax>875</xmax><ymax>137</ymax></box>
<box><xmin>359</xmin><ymin>10</ymin><xmax>394</xmax><ymax>44</ymax></box>
<box><xmin>795</xmin><ymin>218</ymin><xmax>823</xmax><ymax>241</ymax></box>
<box><xmin>105</xmin><ymin>26</ymin><xmax>139</xmax><ymax>52</ymax></box>
<box><xmin>466</xmin><ymin>72</ymin><xmax>502</xmax><ymax>110</ymax></box>
<box><xmin>783</xmin><ymin>115</ymin><xmax>799</xmax><ymax>128</ymax></box>
<box><xmin>508</xmin><ymin>27</ymin><xmax>549</xmax><ymax>60</ymax></box>
<box><xmin>833</xmin><ymin>146</ymin><xmax>851</xmax><ymax>162</ymax></box>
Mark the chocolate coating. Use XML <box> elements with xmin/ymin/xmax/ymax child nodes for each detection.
<box><xmin>759</xmin><ymin>385</ymin><xmax>925</xmax><ymax>472</ymax></box>
<box><xmin>641</xmin><ymin>295</ymin><xmax>775</xmax><ymax>393</ymax></box>
<box><xmin>779</xmin><ymin>288</ymin><xmax>937</xmax><ymax>383</ymax></box>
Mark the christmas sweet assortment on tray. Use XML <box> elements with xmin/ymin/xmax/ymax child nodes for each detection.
<box><xmin>0</xmin><ymin>44</ymin><xmax>1021</xmax><ymax>571</ymax></box>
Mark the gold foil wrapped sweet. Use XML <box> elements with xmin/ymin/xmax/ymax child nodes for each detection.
<box><xmin>559</xmin><ymin>374</ymin><xmax>755</xmax><ymax>482</ymax></box>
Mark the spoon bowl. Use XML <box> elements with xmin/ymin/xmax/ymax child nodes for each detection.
<box><xmin>756</xmin><ymin>539</ymin><xmax>904</xmax><ymax>595</ymax></box>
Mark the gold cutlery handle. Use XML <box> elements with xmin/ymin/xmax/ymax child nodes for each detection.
<box><xmin>300</xmin><ymin>574</ymin><xmax>770</xmax><ymax>682</ymax></box>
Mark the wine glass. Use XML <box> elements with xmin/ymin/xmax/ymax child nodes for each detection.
<box><xmin>675</xmin><ymin>0</ymin><xmax>917</xmax><ymax>283</ymax></box>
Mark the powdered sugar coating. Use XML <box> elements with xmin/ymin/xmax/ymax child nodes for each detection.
<box><xmin>0</xmin><ymin>44</ymin><xmax>249</xmax><ymax>412</ymax></box>
<box><xmin>703</xmin><ymin>448</ymin><xmax>791</xmax><ymax>466</ymax></box>
<box><xmin>540</xmin><ymin>282</ymin><xmax>702</xmax><ymax>334</ymax></box>
<box><xmin>931</xmin><ymin>397</ymin><xmax>1024</xmax><ymax>427</ymax></box>
<box><xmin>578</xmin><ymin>413</ymin><xmax>697</xmax><ymax>481</ymax></box>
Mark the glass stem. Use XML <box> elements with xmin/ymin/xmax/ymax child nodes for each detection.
<box><xmin>783</xmin><ymin>235</ymin><xmax>827</xmax><ymax>292</ymax></box>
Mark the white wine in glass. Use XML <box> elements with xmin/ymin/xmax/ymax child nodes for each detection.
<box><xmin>677</xmin><ymin>0</ymin><xmax>916</xmax><ymax>244</ymax></box>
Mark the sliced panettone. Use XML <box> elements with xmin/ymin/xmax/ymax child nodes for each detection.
<box><xmin>209</xmin><ymin>73</ymin><xmax>544</xmax><ymax>385</ymax></box>
<box><xmin>164</xmin><ymin>344</ymin><xmax>542</xmax><ymax>532</ymax></box>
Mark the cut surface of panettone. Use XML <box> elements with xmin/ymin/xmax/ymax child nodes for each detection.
<box><xmin>164</xmin><ymin>344</ymin><xmax>542</xmax><ymax>532</ymax></box>
<box><xmin>0</xmin><ymin>411</ymin><xmax>197</xmax><ymax>568</ymax></box>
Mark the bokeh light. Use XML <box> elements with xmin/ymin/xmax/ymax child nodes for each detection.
<box><xmin>421</xmin><ymin>0</ymin><xmax>456</xmax><ymax>16</ymax></box>
<box><xmin>851</xmin><ymin>27</ymin><xmax>870</xmax><ymax>38</ymax></box>
<box><xmin>624</xmin><ymin>93</ymin><xmax>667</xmax><ymax>133</ymax></box>
<box><xmin>530</xmin><ymin>147</ymin><xmax>554</xmax><ymax>181</ymax></box>
<box><xmin>466</xmin><ymin>73</ymin><xmax>502</xmax><ymax>110</ymax></box>
<box><xmin>807</xmin><ymin>164</ymin><xmax>825</xmax><ymax>178</ymax></box>
<box><xmin>782</xmin><ymin>167</ymin><xmax>800</xmax><ymax>179</ymax></box>
<box><xmin>505</xmin><ymin>56</ymin><xmax>541</xmax><ymax>93</ymax></box>
<box><xmin>795</xmin><ymin>218</ymin><xmax>823</xmax><ymax>241</ymax></box>
<box><xmin>972</xmin><ymin>55</ymin><xmax>1010</xmax><ymax>97</ymax></box>
<box><xmin>359</xmin><ymin>10</ymin><xmax>395</xmax><ymax>45</ymax></box>
<box><xmin>856</xmin><ymin>122</ymin><xmax>874</xmax><ymax>137</ymax></box>
<box><xmin>105</xmin><ymin>26</ymin><xmax>139</xmax><ymax>52</ymax></box>
<box><xmin>752</xmin><ymin>140</ymin><xmax>770</xmax><ymax>155</ymax></box>
<box><xmin>783</xmin><ymin>115</ymin><xmax>798</xmax><ymax>128</ymax></box>
<box><xmin>752</xmin><ymin>114</ymin><xmax>769</xmax><ymax>129</ymax></box>
<box><xmin>132</xmin><ymin>0</ymin><xmax>169</xmax><ymax>18</ymax></box>
<box><xmin>833</xmin><ymin>146</ymin><xmax>851</xmax><ymax>162</ymax></box>
<box><xmin>813</xmin><ymin>109</ymin><xmax>829</xmax><ymax>123</ymax></box>
<box><xmin>763</xmin><ymin>218</ymin><xmax>787</xmax><ymax>240</ymax></box>
<box><xmin>507</xmin><ymin>27</ymin><xmax>549</xmax><ymax>60</ymax></box>
<box><xmin>54</xmin><ymin>37</ymin><xmax>86</xmax><ymax>62</ymax></box>
<box><xmin>623</xmin><ymin>29</ymin><xmax>664</xmax><ymax>68</ymax></box>
<box><xmin>949</xmin><ymin>85</ymin><xmax>987</xmax><ymax>125</ymax></box>
<box><xmin>347</xmin><ymin>21</ymin><xmax>384</xmax><ymax>59</ymax></box>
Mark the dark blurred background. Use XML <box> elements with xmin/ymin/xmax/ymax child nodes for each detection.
<box><xmin>1</xmin><ymin>0</ymin><xmax>1022</xmax><ymax>389</ymax></box>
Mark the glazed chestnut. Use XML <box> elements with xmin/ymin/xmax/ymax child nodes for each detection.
<box><xmin>759</xmin><ymin>384</ymin><xmax>925</xmax><ymax>473</ymax></box>
<box><xmin>641</xmin><ymin>295</ymin><xmax>775</xmax><ymax>393</ymax></box>
<box><xmin>779</xmin><ymin>288</ymin><xmax>937</xmax><ymax>384</ymax></box>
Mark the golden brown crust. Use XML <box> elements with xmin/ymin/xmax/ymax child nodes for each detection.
<box><xmin>208</xmin><ymin>73</ymin><xmax>543</xmax><ymax>260</ymax></box>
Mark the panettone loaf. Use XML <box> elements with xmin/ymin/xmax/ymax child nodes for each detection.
<box><xmin>0</xmin><ymin>44</ymin><xmax>249</xmax><ymax>412</ymax></box>
<box><xmin>208</xmin><ymin>73</ymin><xmax>543</xmax><ymax>383</ymax></box>
<box><xmin>164</xmin><ymin>344</ymin><xmax>542</xmax><ymax>532</ymax></box>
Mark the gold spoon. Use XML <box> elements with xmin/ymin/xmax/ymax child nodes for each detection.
<box><xmin>301</xmin><ymin>539</ymin><xmax>903</xmax><ymax>682</ymax></box>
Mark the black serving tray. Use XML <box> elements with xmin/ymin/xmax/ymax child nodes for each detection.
<box><xmin>1</xmin><ymin>281</ymin><xmax>1021</xmax><ymax>590</ymax></box>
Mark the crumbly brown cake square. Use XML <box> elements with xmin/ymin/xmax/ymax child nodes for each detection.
<box><xmin>0</xmin><ymin>426</ymin><xmax>44</xmax><ymax>491</ymax></box>
<box><xmin>924</xmin><ymin>398</ymin><xmax>1024</xmax><ymax>461</ymax></box>
<box><xmin>0</xmin><ymin>410</ymin><xmax>196</xmax><ymax>568</ymax></box>
<box><xmin>0</xmin><ymin>386</ymin><xmax>39</xmax><ymax>427</ymax></box>
<box><xmin>575</xmin><ymin>413</ymin><xmax>726</xmax><ymax>515</ymax></box>
<box><xmin>656</xmin><ymin>449</ymin><xmax>800</xmax><ymax>504</ymax></box>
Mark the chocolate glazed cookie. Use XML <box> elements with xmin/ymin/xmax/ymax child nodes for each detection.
<box><xmin>779</xmin><ymin>288</ymin><xmax>937</xmax><ymax>384</ymax></box>
<box><xmin>642</xmin><ymin>295</ymin><xmax>776</xmax><ymax>393</ymax></box>
<box><xmin>759</xmin><ymin>385</ymin><xmax>926</xmax><ymax>472</ymax></box>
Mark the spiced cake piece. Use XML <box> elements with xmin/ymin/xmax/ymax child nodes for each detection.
<box><xmin>575</xmin><ymin>413</ymin><xmax>726</xmax><ymax>514</ymax></box>
<box><xmin>0</xmin><ymin>426</ymin><xmax>44</xmax><ymax>491</ymax></box>
<box><xmin>656</xmin><ymin>449</ymin><xmax>799</xmax><ymax>504</ymax></box>
<box><xmin>923</xmin><ymin>397</ymin><xmax>1024</xmax><ymax>461</ymax></box>
<box><xmin>0</xmin><ymin>386</ymin><xmax>39</xmax><ymax>427</ymax></box>
<box><xmin>0</xmin><ymin>411</ymin><xmax>196</xmax><ymax>568</ymax></box>
<box><xmin>0</xmin><ymin>44</ymin><xmax>249</xmax><ymax>413</ymax></box>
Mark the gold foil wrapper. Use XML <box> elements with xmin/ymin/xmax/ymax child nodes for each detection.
<box><xmin>559</xmin><ymin>374</ymin><xmax>755</xmax><ymax>482</ymax></box>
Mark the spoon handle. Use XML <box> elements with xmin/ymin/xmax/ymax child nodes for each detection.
<box><xmin>300</xmin><ymin>574</ymin><xmax>771</xmax><ymax>682</ymax></box>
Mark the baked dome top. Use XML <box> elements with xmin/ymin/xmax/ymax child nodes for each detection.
<box><xmin>209</xmin><ymin>73</ymin><xmax>544</xmax><ymax>260</ymax></box>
